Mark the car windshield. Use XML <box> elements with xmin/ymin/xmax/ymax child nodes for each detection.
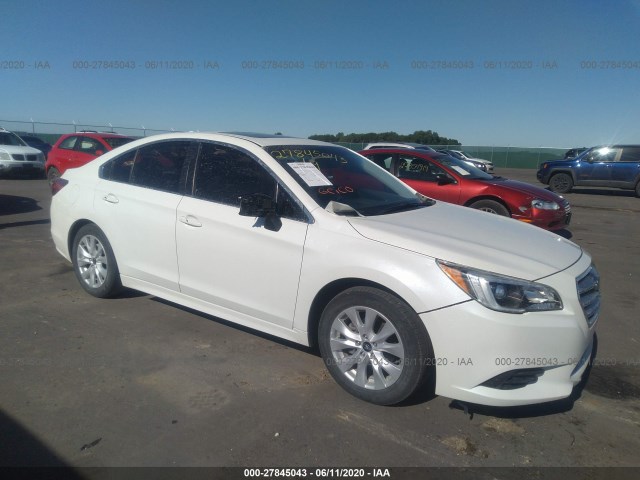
<box><xmin>104</xmin><ymin>137</ymin><xmax>134</xmax><ymax>149</ymax></box>
<box><xmin>435</xmin><ymin>154</ymin><xmax>493</xmax><ymax>180</ymax></box>
<box><xmin>0</xmin><ymin>132</ymin><xmax>28</xmax><ymax>146</ymax></box>
<box><xmin>266</xmin><ymin>145</ymin><xmax>434</xmax><ymax>216</ymax></box>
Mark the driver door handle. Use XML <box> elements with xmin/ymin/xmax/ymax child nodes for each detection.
<box><xmin>103</xmin><ymin>193</ymin><xmax>119</xmax><ymax>204</ymax></box>
<box><xmin>179</xmin><ymin>215</ymin><xmax>202</xmax><ymax>227</ymax></box>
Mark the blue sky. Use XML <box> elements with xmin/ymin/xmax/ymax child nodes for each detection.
<box><xmin>2</xmin><ymin>0</ymin><xmax>640</xmax><ymax>146</ymax></box>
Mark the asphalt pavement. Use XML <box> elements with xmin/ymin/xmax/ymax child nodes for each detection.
<box><xmin>1</xmin><ymin>169</ymin><xmax>639</xmax><ymax>474</ymax></box>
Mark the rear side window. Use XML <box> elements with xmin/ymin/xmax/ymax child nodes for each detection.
<box><xmin>620</xmin><ymin>147</ymin><xmax>640</xmax><ymax>163</ymax></box>
<box><xmin>130</xmin><ymin>141</ymin><xmax>195</xmax><ymax>193</ymax></box>
<box><xmin>77</xmin><ymin>137</ymin><xmax>103</xmax><ymax>155</ymax></box>
<box><xmin>368</xmin><ymin>153</ymin><xmax>393</xmax><ymax>171</ymax></box>
<box><xmin>100</xmin><ymin>140</ymin><xmax>195</xmax><ymax>193</ymax></box>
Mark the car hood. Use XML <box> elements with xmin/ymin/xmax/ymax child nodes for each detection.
<box><xmin>485</xmin><ymin>178</ymin><xmax>566</xmax><ymax>202</ymax></box>
<box><xmin>348</xmin><ymin>202</ymin><xmax>582</xmax><ymax>280</ymax></box>
<box><xmin>0</xmin><ymin>145</ymin><xmax>43</xmax><ymax>155</ymax></box>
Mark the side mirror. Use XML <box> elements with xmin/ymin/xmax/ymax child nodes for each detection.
<box><xmin>436</xmin><ymin>174</ymin><xmax>455</xmax><ymax>186</ymax></box>
<box><xmin>239</xmin><ymin>193</ymin><xmax>282</xmax><ymax>231</ymax></box>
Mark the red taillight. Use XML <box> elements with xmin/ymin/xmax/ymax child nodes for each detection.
<box><xmin>50</xmin><ymin>178</ymin><xmax>68</xmax><ymax>196</ymax></box>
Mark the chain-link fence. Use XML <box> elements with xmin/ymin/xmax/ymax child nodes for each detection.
<box><xmin>1</xmin><ymin>119</ymin><xmax>567</xmax><ymax>168</ymax></box>
<box><xmin>0</xmin><ymin>119</ymin><xmax>173</xmax><ymax>145</ymax></box>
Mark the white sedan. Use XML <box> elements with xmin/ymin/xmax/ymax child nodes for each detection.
<box><xmin>50</xmin><ymin>132</ymin><xmax>599</xmax><ymax>406</ymax></box>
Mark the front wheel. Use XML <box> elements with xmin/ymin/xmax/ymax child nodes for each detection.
<box><xmin>549</xmin><ymin>173</ymin><xmax>573</xmax><ymax>193</ymax></box>
<box><xmin>469</xmin><ymin>199</ymin><xmax>510</xmax><ymax>216</ymax></box>
<box><xmin>318</xmin><ymin>287</ymin><xmax>433</xmax><ymax>405</ymax></box>
<box><xmin>47</xmin><ymin>167</ymin><xmax>60</xmax><ymax>185</ymax></box>
<box><xmin>71</xmin><ymin>224</ymin><xmax>122</xmax><ymax>298</ymax></box>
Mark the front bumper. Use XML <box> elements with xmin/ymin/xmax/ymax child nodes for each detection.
<box><xmin>513</xmin><ymin>203</ymin><xmax>571</xmax><ymax>231</ymax></box>
<box><xmin>421</xmin><ymin>254</ymin><xmax>597</xmax><ymax>406</ymax></box>
<box><xmin>0</xmin><ymin>160</ymin><xmax>45</xmax><ymax>174</ymax></box>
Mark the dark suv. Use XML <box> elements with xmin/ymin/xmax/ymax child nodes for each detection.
<box><xmin>537</xmin><ymin>145</ymin><xmax>640</xmax><ymax>196</ymax></box>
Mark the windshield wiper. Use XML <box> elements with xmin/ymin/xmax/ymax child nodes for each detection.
<box><xmin>377</xmin><ymin>201</ymin><xmax>430</xmax><ymax>215</ymax></box>
<box><xmin>325</xmin><ymin>201</ymin><xmax>362</xmax><ymax>216</ymax></box>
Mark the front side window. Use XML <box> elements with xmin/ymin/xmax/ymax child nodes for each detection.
<box><xmin>584</xmin><ymin>147</ymin><xmax>621</xmax><ymax>163</ymax></box>
<box><xmin>59</xmin><ymin>136</ymin><xmax>78</xmax><ymax>150</ymax></box>
<box><xmin>398</xmin><ymin>154</ymin><xmax>447</xmax><ymax>182</ymax></box>
<box><xmin>192</xmin><ymin>143</ymin><xmax>306</xmax><ymax>221</ymax></box>
<box><xmin>266</xmin><ymin>145</ymin><xmax>433</xmax><ymax>216</ymax></box>
<box><xmin>193</xmin><ymin>143</ymin><xmax>277</xmax><ymax>206</ymax></box>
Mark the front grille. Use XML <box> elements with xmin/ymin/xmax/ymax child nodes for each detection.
<box><xmin>26</xmin><ymin>154</ymin><xmax>38</xmax><ymax>161</ymax></box>
<box><xmin>577</xmin><ymin>265</ymin><xmax>600</xmax><ymax>327</ymax></box>
<box><xmin>12</xmin><ymin>154</ymin><xmax>26</xmax><ymax>161</ymax></box>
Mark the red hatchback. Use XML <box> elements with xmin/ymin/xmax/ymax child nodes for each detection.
<box><xmin>46</xmin><ymin>132</ymin><xmax>134</xmax><ymax>182</ymax></box>
<box><xmin>359</xmin><ymin>148</ymin><xmax>571</xmax><ymax>231</ymax></box>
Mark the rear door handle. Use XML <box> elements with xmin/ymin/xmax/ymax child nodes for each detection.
<box><xmin>178</xmin><ymin>215</ymin><xmax>202</xmax><ymax>227</ymax></box>
<box><xmin>103</xmin><ymin>193</ymin><xmax>119</xmax><ymax>204</ymax></box>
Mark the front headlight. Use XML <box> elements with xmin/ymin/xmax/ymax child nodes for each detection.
<box><xmin>0</xmin><ymin>150</ymin><xmax>11</xmax><ymax>160</ymax></box>
<box><xmin>437</xmin><ymin>260</ymin><xmax>563</xmax><ymax>314</ymax></box>
<box><xmin>531</xmin><ymin>199</ymin><xmax>559</xmax><ymax>210</ymax></box>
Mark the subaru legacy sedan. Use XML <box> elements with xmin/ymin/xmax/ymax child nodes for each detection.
<box><xmin>50</xmin><ymin>133</ymin><xmax>599</xmax><ymax>406</ymax></box>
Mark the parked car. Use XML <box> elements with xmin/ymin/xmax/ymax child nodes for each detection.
<box><xmin>437</xmin><ymin>149</ymin><xmax>494</xmax><ymax>173</ymax></box>
<box><xmin>537</xmin><ymin>145</ymin><xmax>640</xmax><ymax>196</ymax></box>
<box><xmin>363</xmin><ymin>142</ymin><xmax>436</xmax><ymax>152</ymax></box>
<box><xmin>360</xmin><ymin>148</ymin><xmax>570</xmax><ymax>230</ymax></box>
<box><xmin>563</xmin><ymin>147</ymin><xmax>588</xmax><ymax>159</ymax></box>
<box><xmin>46</xmin><ymin>131</ymin><xmax>134</xmax><ymax>182</ymax></box>
<box><xmin>19</xmin><ymin>135</ymin><xmax>52</xmax><ymax>158</ymax></box>
<box><xmin>0</xmin><ymin>127</ymin><xmax>46</xmax><ymax>177</ymax></box>
<box><xmin>50</xmin><ymin>132</ymin><xmax>598</xmax><ymax>406</ymax></box>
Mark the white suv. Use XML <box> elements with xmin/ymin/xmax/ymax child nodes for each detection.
<box><xmin>50</xmin><ymin>132</ymin><xmax>598</xmax><ymax>406</ymax></box>
<box><xmin>0</xmin><ymin>128</ymin><xmax>46</xmax><ymax>177</ymax></box>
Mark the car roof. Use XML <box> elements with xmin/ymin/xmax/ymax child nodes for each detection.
<box><xmin>359</xmin><ymin>147</ymin><xmax>449</xmax><ymax>159</ymax></box>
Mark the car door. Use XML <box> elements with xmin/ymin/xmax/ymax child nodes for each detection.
<box><xmin>93</xmin><ymin>140</ymin><xmax>197</xmax><ymax>290</ymax></box>
<box><xmin>69</xmin><ymin>136</ymin><xmax>106</xmax><ymax>169</ymax></box>
<box><xmin>394</xmin><ymin>153</ymin><xmax>461</xmax><ymax>203</ymax></box>
<box><xmin>175</xmin><ymin>142</ymin><xmax>309</xmax><ymax>329</ymax></box>
<box><xmin>576</xmin><ymin>147</ymin><xmax>621</xmax><ymax>186</ymax></box>
<box><xmin>610</xmin><ymin>147</ymin><xmax>640</xmax><ymax>188</ymax></box>
<box><xmin>51</xmin><ymin>135</ymin><xmax>79</xmax><ymax>173</ymax></box>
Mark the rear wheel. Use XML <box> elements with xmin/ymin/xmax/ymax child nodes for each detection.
<box><xmin>318</xmin><ymin>286</ymin><xmax>432</xmax><ymax>405</ymax></box>
<box><xmin>47</xmin><ymin>167</ymin><xmax>61</xmax><ymax>185</ymax></box>
<box><xmin>549</xmin><ymin>173</ymin><xmax>573</xmax><ymax>193</ymax></box>
<box><xmin>469</xmin><ymin>199</ymin><xmax>510</xmax><ymax>216</ymax></box>
<box><xmin>71</xmin><ymin>224</ymin><xmax>122</xmax><ymax>298</ymax></box>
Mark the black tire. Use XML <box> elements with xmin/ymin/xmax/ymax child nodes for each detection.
<box><xmin>47</xmin><ymin>167</ymin><xmax>61</xmax><ymax>185</ymax></box>
<box><xmin>549</xmin><ymin>173</ymin><xmax>574</xmax><ymax>194</ymax></box>
<box><xmin>469</xmin><ymin>199</ymin><xmax>510</xmax><ymax>216</ymax></box>
<box><xmin>635</xmin><ymin>181</ymin><xmax>640</xmax><ymax>198</ymax></box>
<box><xmin>71</xmin><ymin>224</ymin><xmax>122</xmax><ymax>298</ymax></box>
<box><xmin>318</xmin><ymin>286</ymin><xmax>433</xmax><ymax>405</ymax></box>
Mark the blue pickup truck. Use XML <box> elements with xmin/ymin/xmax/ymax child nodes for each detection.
<box><xmin>537</xmin><ymin>145</ymin><xmax>640</xmax><ymax>196</ymax></box>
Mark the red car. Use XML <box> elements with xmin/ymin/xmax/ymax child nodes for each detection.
<box><xmin>46</xmin><ymin>131</ymin><xmax>134</xmax><ymax>182</ymax></box>
<box><xmin>359</xmin><ymin>148</ymin><xmax>571</xmax><ymax>231</ymax></box>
